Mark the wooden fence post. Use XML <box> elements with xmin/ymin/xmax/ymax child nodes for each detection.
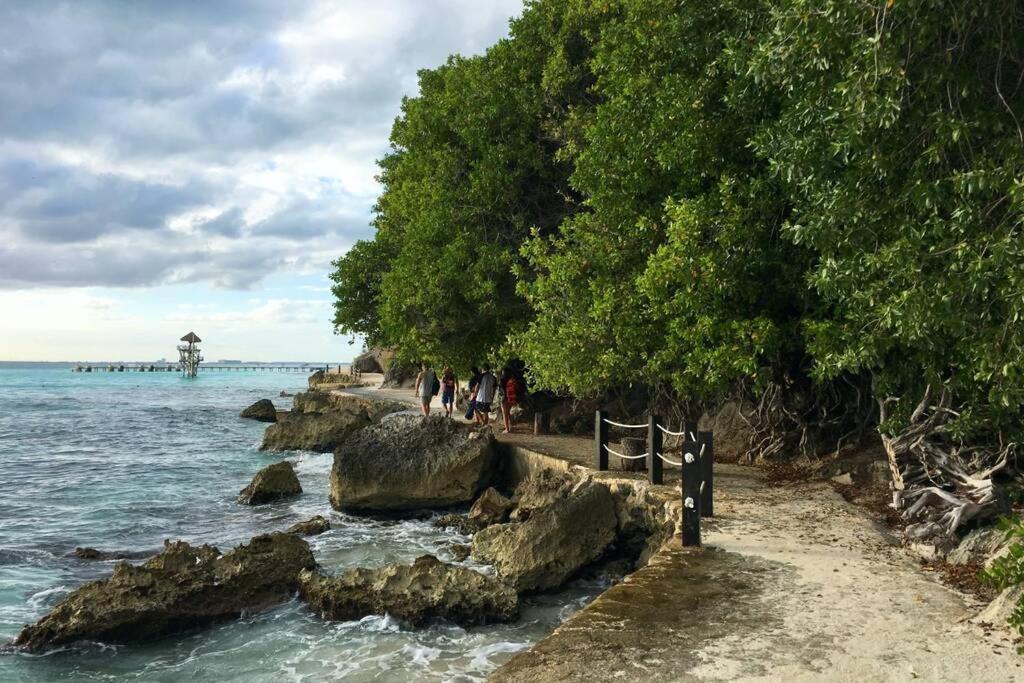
<box><xmin>647</xmin><ymin>414</ymin><xmax>663</xmax><ymax>485</ymax></box>
<box><xmin>595</xmin><ymin>410</ymin><xmax>609</xmax><ymax>471</ymax></box>
<box><xmin>682</xmin><ymin>441</ymin><xmax>702</xmax><ymax>547</ymax></box>
<box><xmin>698</xmin><ymin>430</ymin><xmax>714</xmax><ymax>517</ymax></box>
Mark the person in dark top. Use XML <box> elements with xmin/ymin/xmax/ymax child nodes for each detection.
<box><xmin>464</xmin><ymin>366</ymin><xmax>482</xmax><ymax>421</ymax></box>
<box><xmin>472</xmin><ymin>364</ymin><xmax>497</xmax><ymax>425</ymax></box>
<box><xmin>440</xmin><ymin>364</ymin><xmax>459</xmax><ymax>418</ymax></box>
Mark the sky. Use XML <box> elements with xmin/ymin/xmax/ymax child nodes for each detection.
<box><xmin>0</xmin><ymin>0</ymin><xmax>523</xmax><ymax>362</ymax></box>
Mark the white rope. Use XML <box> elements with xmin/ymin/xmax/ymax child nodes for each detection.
<box><xmin>690</xmin><ymin>431</ymin><xmax>697</xmax><ymax>442</ymax></box>
<box><xmin>604</xmin><ymin>444</ymin><xmax>648</xmax><ymax>460</ymax></box>
<box><xmin>656</xmin><ymin>452</ymin><xmax>684</xmax><ymax>466</ymax></box>
<box><xmin>699</xmin><ymin>442</ymin><xmax>706</xmax><ymax>457</ymax></box>
<box><xmin>656</xmin><ymin>424</ymin><xmax>687</xmax><ymax>437</ymax></box>
<box><xmin>602</xmin><ymin>419</ymin><xmax>647</xmax><ymax>429</ymax></box>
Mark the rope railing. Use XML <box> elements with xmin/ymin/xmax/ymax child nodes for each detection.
<box><xmin>602</xmin><ymin>418</ymin><xmax>647</xmax><ymax>429</ymax></box>
<box><xmin>656</xmin><ymin>424</ymin><xmax>687</xmax><ymax>437</ymax></box>
<box><xmin>603</xmin><ymin>444</ymin><xmax>649</xmax><ymax>460</ymax></box>
<box><xmin>595</xmin><ymin>409</ymin><xmax>714</xmax><ymax>548</ymax></box>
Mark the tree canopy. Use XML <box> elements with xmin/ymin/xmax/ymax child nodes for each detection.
<box><xmin>331</xmin><ymin>0</ymin><xmax>1024</xmax><ymax>460</ymax></box>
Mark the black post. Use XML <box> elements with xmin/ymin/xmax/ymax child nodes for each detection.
<box><xmin>681</xmin><ymin>441</ymin><xmax>702</xmax><ymax>547</ymax></box>
<box><xmin>698</xmin><ymin>430</ymin><xmax>714</xmax><ymax>517</ymax></box>
<box><xmin>647</xmin><ymin>414</ymin><xmax>663</xmax><ymax>485</ymax></box>
<box><xmin>595</xmin><ymin>410</ymin><xmax>609</xmax><ymax>471</ymax></box>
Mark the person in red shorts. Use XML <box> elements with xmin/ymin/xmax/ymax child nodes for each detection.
<box><xmin>499</xmin><ymin>363</ymin><xmax>519</xmax><ymax>434</ymax></box>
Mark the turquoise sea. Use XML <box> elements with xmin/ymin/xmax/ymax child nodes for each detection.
<box><xmin>0</xmin><ymin>362</ymin><xmax>599</xmax><ymax>682</ymax></box>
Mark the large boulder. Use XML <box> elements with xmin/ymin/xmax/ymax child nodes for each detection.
<box><xmin>352</xmin><ymin>350</ymin><xmax>384</xmax><ymax>374</ymax></box>
<box><xmin>260</xmin><ymin>392</ymin><xmax>404</xmax><ymax>452</ymax></box>
<box><xmin>286</xmin><ymin>515</ymin><xmax>331</xmax><ymax>537</ymax></box>
<box><xmin>472</xmin><ymin>478</ymin><xmax>618</xmax><ymax>592</ymax></box>
<box><xmin>240</xmin><ymin>398</ymin><xmax>277</xmax><ymax>423</ymax></box>
<box><xmin>509</xmin><ymin>469</ymin><xmax>577</xmax><ymax>522</ymax></box>
<box><xmin>698</xmin><ymin>400</ymin><xmax>756</xmax><ymax>462</ymax></box>
<box><xmin>298</xmin><ymin>555</ymin><xmax>518</xmax><ymax>627</ymax></box>
<box><xmin>382</xmin><ymin>360</ymin><xmax>417</xmax><ymax>389</ymax></box>
<box><xmin>238</xmin><ymin>461</ymin><xmax>302</xmax><ymax>505</ymax></box>
<box><xmin>947</xmin><ymin>526</ymin><xmax>1011</xmax><ymax>566</ymax></box>
<box><xmin>14</xmin><ymin>533</ymin><xmax>315</xmax><ymax>652</ymax></box>
<box><xmin>330</xmin><ymin>415</ymin><xmax>497</xmax><ymax>512</ymax></box>
<box><xmin>468</xmin><ymin>487</ymin><xmax>513</xmax><ymax>527</ymax></box>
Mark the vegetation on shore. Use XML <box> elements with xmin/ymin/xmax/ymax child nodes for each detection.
<box><xmin>331</xmin><ymin>0</ymin><xmax>1023</xmax><ymax>545</ymax></box>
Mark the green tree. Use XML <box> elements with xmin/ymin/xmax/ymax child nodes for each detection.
<box><xmin>517</xmin><ymin>0</ymin><xmax>810</xmax><ymax>402</ymax></box>
<box><xmin>752</xmin><ymin>0</ymin><xmax>1024</xmax><ymax>536</ymax></box>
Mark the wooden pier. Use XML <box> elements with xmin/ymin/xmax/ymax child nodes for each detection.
<box><xmin>72</xmin><ymin>364</ymin><xmax>329</xmax><ymax>373</ymax></box>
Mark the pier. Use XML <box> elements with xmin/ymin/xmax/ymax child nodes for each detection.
<box><xmin>72</xmin><ymin>364</ymin><xmax>329</xmax><ymax>373</ymax></box>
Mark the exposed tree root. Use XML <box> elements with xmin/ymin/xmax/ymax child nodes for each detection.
<box><xmin>878</xmin><ymin>384</ymin><xmax>1014</xmax><ymax>544</ymax></box>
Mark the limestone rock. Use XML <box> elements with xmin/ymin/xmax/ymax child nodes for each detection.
<box><xmin>468</xmin><ymin>487</ymin><xmax>513</xmax><ymax>527</ymax></box>
<box><xmin>15</xmin><ymin>533</ymin><xmax>316</xmax><ymax>652</ymax></box>
<box><xmin>286</xmin><ymin>515</ymin><xmax>331</xmax><ymax>536</ymax></box>
<box><xmin>449</xmin><ymin>543</ymin><xmax>472</xmax><ymax>562</ymax></box>
<box><xmin>298</xmin><ymin>555</ymin><xmax>518</xmax><ymax>627</ymax></box>
<box><xmin>948</xmin><ymin>526</ymin><xmax>1011</xmax><ymax>566</ymax></box>
<box><xmin>697</xmin><ymin>400</ymin><xmax>755</xmax><ymax>462</ymax></box>
<box><xmin>330</xmin><ymin>415</ymin><xmax>497</xmax><ymax>512</ymax></box>
<box><xmin>307</xmin><ymin>370</ymin><xmax>326</xmax><ymax>389</ymax></box>
<box><xmin>352</xmin><ymin>350</ymin><xmax>384</xmax><ymax>374</ymax></box>
<box><xmin>473</xmin><ymin>479</ymin><xmax>618</xmax><ymax>592</ymax></box>
<box><xmin>240</xmin><ymin>398</ymin><xmax>277</xmax><ymax>423</ymax></box>
<box><xmin>974</xmin><ymin>583</ymin><xmax>1024</xmax><ymax>636</ymax></box>
<box><xmin>72</xmin><ymin>548</ymin><xmax>154</xmax><ymax>561</ymax></box>
<box><xmin>433</xmin><ymin>513</ymin><xmax>483</xmax><ymax>535</ymax></box>
<box><xmin>238</xmin><ymin>461</ymin><xmax>302</xmax><ymax>505</ymax></box>
<box><xmin>382</xmin><ymin>360</ymin><xmax>417</xmax><ymax>389</ymax></box>
<box><xmin>260</xmin><ymin>392</ymin><xmax>404</xmax><ymax>452</ymax></box>
<box><xmin>509</xmin><ymin>469</ymin><xmax>577</xmax><ymax>522</ymax></box>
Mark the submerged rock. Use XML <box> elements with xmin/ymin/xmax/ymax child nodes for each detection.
<box><xmin>286</xmin><ymin>515</ymin><xmax>331</xmax><ymax>537</ymax></box>
<box><xmin>433</xmin><ymin>513</ymin><xmax>483</xmax><ymax>535</ymax></box>
<box><xmin>299</xmin><ymin>555</ymin><xmax>518</xmax><ymax>627</ymax></box>
<box><xmin>468</xmin><ymin>487</ymin><xmax>513</xmax><ymax>527</ymax></box>
<box><xmin>473</xmin><ymin>478</ymin><xmax>618</xmax><ymax>592</ymax></box>
<box><xmin>240</xmin><ymin>398</ymin><xmax>277</xmax><ymax>423</ymax></box>
<box><xmin>238</xmin><ymin>461</ymin><xmax>302</xmax><ymax>505</ymax></box>
<box><xmin>449</xmin><ymin>543</ymin><xmax>472</xmax><ymax>562</ymax></box>
<box><xmin>330</xmin><ymin>415</ymin><xmax>497</xmax><ymax>512</ymax></box>
<box><xmin>72</xmin><ymin>548</ymin><xmax>155</xmax><ymax>562</ymax></box>
<box><xmin>15</xmin><ymin>533</ymin><xmax>316</xmax><ymax>652</ymax></box>
<box><xmin>260</xmin><ymin>392</ymin><xmax>404</xmax><ymax>452</ymax></box>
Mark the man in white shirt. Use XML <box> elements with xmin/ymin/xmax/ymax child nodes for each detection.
<box><xmin>472</xmin><ymin>364</ymin><xmax>497</xmax><ymax>425</ymax></box>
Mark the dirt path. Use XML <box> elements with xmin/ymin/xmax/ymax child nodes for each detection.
<box><xmin>493</xmin><ymin>464</ymin><xmax>1021</xmax><ymax>681</ymax></box>
<box><xmin>338</xmin><ymin>380</ymin><xmax>1022</xmax><ymax>680</ymax></box>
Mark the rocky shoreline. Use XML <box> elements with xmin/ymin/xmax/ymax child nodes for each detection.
<box><xmin>10</xmin><ymin>383</ymin><xmax>679</xmax><ymax>658</ymax></box>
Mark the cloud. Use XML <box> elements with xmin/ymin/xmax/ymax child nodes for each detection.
<box><xmin>0</xmin><ymin>0</ymin><xmax>523</xmax><ymax>289</ymax></box>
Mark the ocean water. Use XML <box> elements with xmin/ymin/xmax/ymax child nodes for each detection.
<box><xmin>0</xmin><ymin>363</ymin><xmax>601</xmax><ymax>682</ymax></box>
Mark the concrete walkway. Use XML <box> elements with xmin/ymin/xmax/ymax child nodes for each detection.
<box><xmin>337</xmin><ymin>380</ymin><xmax>1023</xmax><ymax>681</ymax></box>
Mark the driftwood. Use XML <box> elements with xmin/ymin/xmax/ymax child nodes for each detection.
<box><xmin>878</xmin><ymin>384</ymin><xmax>1013</xmax><ymax>542</ymax></box>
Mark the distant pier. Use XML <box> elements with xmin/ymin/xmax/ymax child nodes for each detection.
<box><xmin>72</xmin><ymin>364</ymin><xmax>329</xmax><ymax>373</ymax></box>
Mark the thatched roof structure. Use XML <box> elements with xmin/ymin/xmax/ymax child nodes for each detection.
<box><xmin>180</xmin><ymin>332</ymin><xmax>202</xmax><ymax>343</ymax></box>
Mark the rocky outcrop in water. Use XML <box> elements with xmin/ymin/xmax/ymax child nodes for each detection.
<box><xmin>240</xmin><ymin>398</ymin><xmax>277</xmax><ymax>423</ymax></box>
<box><xmin>238</xmin><ymin>461</ymin><xmax>302</xmax><ymax>505</ymax></box>
<box><xmin>433</xmin><ymin>513</ymin><xmax>483</xmax><ymax>535</ymax></box>
<box><xmin>14</xmin><ymin>533</ymin><xmax>316</xmax><ymax>652</ymax></box>
<box><xmin>330</xmin><ymin>415</ymin><xmax>497</xmax><ymax>512</ymax></box>
<box><xmin>468</xmin><ymin>487</ymin><xmax>513</xmax><ymax>527</ymax></box>
<box><xmin>72</xmin><ymin>547</ymin><xmax>155</xmax><ymax>561</ymax></box>
<box><xmin>472</xmin><ymin>478</ymin><xmax>618</xmax><ymax>592</ymax></box>
<box><xmin>286</xmin><ymin>515</ymin><xmax>331</xmax><ymax>536</ymax></box>
<box><xmin>298</xmin><ymin>555</ymin><xmax>518</xmax><ymax>627</ymax></box>
<box><xmin>260</xmin><ymin>392</ymin><xmax>404</xmax><ymax>452</ymax></box>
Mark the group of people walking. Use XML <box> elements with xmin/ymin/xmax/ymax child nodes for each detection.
<box><xmin>413</xmin><ymin>361</ymin><xmax>526</xmax><ymax>434</ymax></box>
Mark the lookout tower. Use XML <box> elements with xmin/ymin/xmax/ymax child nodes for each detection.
<box><xmin>177</xmin><ymin>332</ymin><xmax>203</xmax><ymax>378</ymax></box>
